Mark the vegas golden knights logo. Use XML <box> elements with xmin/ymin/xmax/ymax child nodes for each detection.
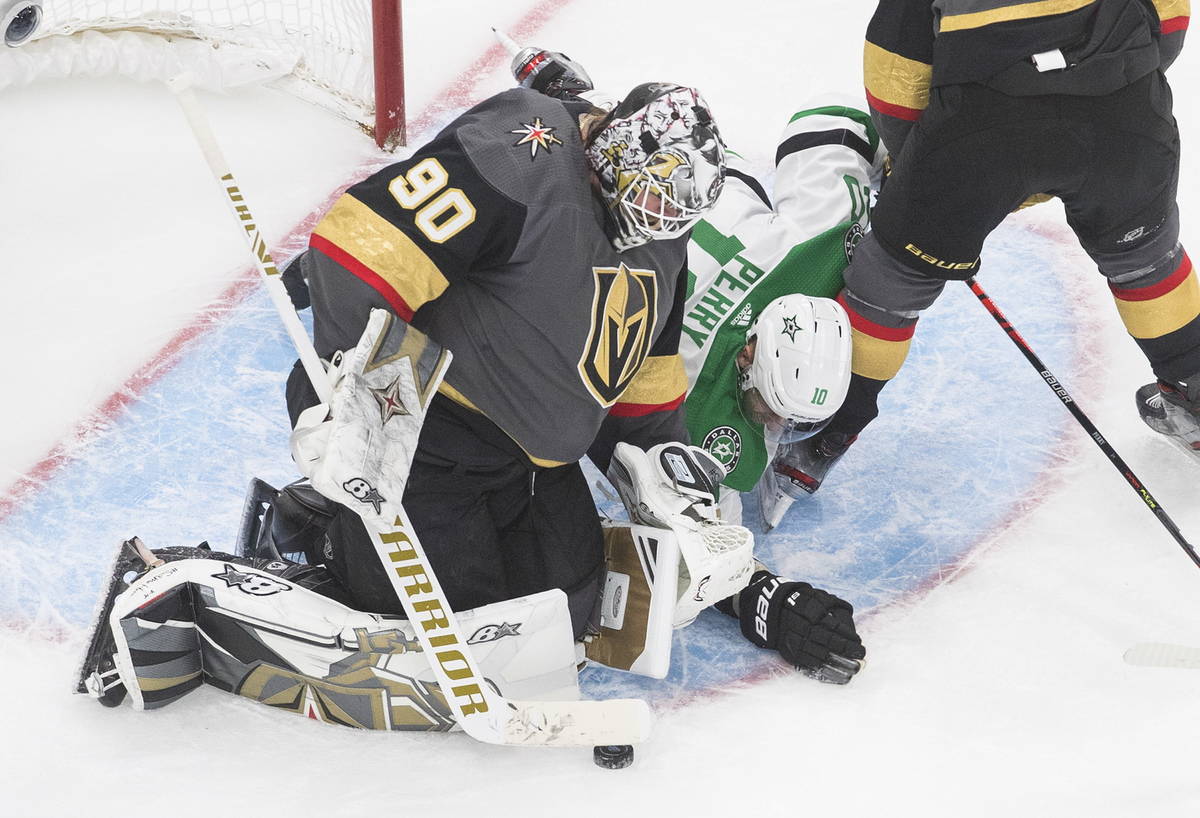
<box><xmin>579</xmin><ymin>264</ymin><xmax>659</xmax><ymax>406</ymax></box>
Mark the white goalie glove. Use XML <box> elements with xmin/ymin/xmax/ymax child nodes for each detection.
<box><xmin>607</xmin><ymin>442</ymin><xmax>755</xmax><ymax>627</ymax></box>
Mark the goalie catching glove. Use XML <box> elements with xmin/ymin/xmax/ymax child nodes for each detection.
<box><xmin>722</xmin><ymin>568</ymin><xmax>866</xmax><ymax>684</ymax></box>
<box><xmin>607</xmin><ymin>442</ymin><xmax>755</xmax><ymax>627</ymax></box>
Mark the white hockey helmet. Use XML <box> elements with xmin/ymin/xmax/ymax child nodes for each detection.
<box><xmin>738</xmin><ymin>294</ymin><xmax>852</xmax><ymax>442</ymax></box>
<box><xmin>584</xmin><ymin>82</ymin><xmax>726</xmax><ymax>251</ymax></box>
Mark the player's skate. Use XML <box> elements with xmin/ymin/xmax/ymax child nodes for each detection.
<box><xmin>759</xmin><ymin>432</ymin><xmax>856</xmax><ymax>529</ymax></box>
<box><xmin>74</xmin><ymin>537</ymin><xmax>168</xmax><ymax>706</ymax></box>
<box><xmin>1136</xmin><ymin>377</ymin><xmax>1200</xmax><ymax>462</ymax></box>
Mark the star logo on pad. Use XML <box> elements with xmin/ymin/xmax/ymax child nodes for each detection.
<box><xmin>511</xmin><ymin>117</ymin><xmax>563</xmax><ymax>160</ymax></box>
<box><xmin>370</xmin><ymin>375</ymin><xmax>409</xmax><ymax>424</ymax></box>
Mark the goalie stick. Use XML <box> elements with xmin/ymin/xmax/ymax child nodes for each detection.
<box><xmin>166</xmin><ymin>75</ymin><xmax>651</xmax><ymax>748</ymax></box>
<box><xmin>1123</xmin><ymin>643</ymin><xmax>1200</xmax><ymax>669</ymax></box>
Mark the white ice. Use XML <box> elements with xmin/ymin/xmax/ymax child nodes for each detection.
<box><xmin>2</xmin><ymin>1</ymin><xmax>1199</xmax><ymax>816</ymax></box>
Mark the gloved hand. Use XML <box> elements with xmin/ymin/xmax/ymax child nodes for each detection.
<box><xmin>733</xmin><ymin>569</ymin><xmax>865</xmax><ymax>684</ymax></box>
<box><xmin>510</xmin><ymin>47</ymin><xmax>594</xmax><ymax>99</ymax></box>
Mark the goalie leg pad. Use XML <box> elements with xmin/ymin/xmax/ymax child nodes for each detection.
<box><xmin>94</xmin><ymin>549</ymin><xmax>582</xmax><ymax>729</ymax></box>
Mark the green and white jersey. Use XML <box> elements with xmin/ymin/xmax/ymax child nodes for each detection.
<box><xmin>682</xmin><ymin>98</ymin><xmax>884</xmax><ymax>491</ymax></box>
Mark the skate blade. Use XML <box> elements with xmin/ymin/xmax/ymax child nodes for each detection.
<box><xmin>1156</xmin><ymin>434</ymin><xmax>1200</xmax><ymax>466</ymax></box>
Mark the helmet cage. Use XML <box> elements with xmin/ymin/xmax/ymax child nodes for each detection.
<box><xmin>613</xmin><ymin>147</ymin><xmax>710</xmax><ymax>241</ymax></box>
<box><xmin>585</xmin><ymin>83</ymin><xmax>726</xmax><ymax>251</ymax></box>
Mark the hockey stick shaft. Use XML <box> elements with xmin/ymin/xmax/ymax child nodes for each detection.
<box><xmin>167</xmin><ymin>76</ymin><xmax>331</xmax><ymax>405</ymax></box>
<box><xmin>167</xmin><ymin>78</ymin><xmax>650</xmax><ymax>746</ymax></box>
<box><xmin>966</xmin><ymin>277</ymin><xmax>1200</xmax><ymax>570</ymax></box>
<box><xmin>167</xmin><ymin>76</ymin><xmax>498</xmax><ymax>734</ymax></box>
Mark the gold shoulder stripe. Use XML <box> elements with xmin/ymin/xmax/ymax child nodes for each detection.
<box><xmin>938</xmin><ymin>0</ymin><xmax>1096</xmax><ymax>33</ymax></box>
<box><xmin>437</xmin><ymin>381</ymin><xmax>483</xmax><ymax>414</ymax></box>
<box><xmin>614</xmin><ymin>353</ymin><xmax>688</xmax><ymax>407</ymax></box>
<box><xmin>1150</xmin><ymin>0</ymin><xmax>1189</xmax><ymax>20</ymax></box>
<box><xmin>863</xmin><ymin>41</ymin><xmax>931</xmax><ymax>112</ymax></box>
<box><xmin>313</xmin><ymin>194</ymin><xmax>450</xmax><ymax>314</ymax></box>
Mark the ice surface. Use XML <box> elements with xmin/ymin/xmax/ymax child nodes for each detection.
<box><xmin>1</xmin><ymin>1</ymin><xmax>1199</xmax><ymax>815</ymax></box>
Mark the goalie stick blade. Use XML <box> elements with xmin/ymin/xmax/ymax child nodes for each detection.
<box><xmin>1123</xmin><ymin>643</ymin><xmax>1200</xmax><ymax>669</ymax></box>
<box><xmin>501</xmin><ymin>698</ymin><xmax>653</xmax><ymax>747</ymax></box>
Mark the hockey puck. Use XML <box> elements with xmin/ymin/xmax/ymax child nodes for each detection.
<box><xmin>593</xmin><ymin>744</ymin><xmax>634</xmax><ymax>769</ymax></box>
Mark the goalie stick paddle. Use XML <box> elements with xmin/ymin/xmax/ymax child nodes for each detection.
<box><xmin>166</xmin><ymin>75</ymin><xmax>651</xmax><ymax>748</ymax></box>
<box><xmin>967</xmin><ymin>278</ymin><xmax>1200</xmax><ymax>571</ymax></box>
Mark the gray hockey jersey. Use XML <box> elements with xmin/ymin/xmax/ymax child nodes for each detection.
<box><xmin>305</xmin><ymin>88</ymin><xmax>690</xmax><ymax>466</ymax></box>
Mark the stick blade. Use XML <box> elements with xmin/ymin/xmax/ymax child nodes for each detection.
<box><xmin>499</xmin><ymin>698</ymin><xmax>653</xmax><ymax>747</ymax></box>
<box><xmin>1123</xmin><ymin>642</ymin><xmax>1200</xmax><ymax>669</ymax></box>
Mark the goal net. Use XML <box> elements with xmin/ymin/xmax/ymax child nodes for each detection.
<box><xmin>0</xmin><ymin>1</ymin><xmax>406</xmax><ymax>146</ymax></box>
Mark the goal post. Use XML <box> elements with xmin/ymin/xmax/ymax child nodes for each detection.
<box><xmin>371</xmin><ymin>0</ymin><xmax>404</xmax><ymax>148</ymax></box>
<box><xmin>0</xmin><ymin>0</ymin><xmax>408</xmax><ymax>148</ymax></box>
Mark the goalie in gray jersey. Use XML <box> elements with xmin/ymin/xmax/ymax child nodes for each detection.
<box><xmin>76</xmin><ymin>76</ymin><xmax>866</xmax><ymax>732</ymax></box>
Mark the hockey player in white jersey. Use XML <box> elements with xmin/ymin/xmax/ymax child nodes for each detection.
<box><xmin>510</xmin><ymin>41</ymin><xmax>884</xmax><ymax>527</ymax></box>
<box><xmin>681</xmin><ymin>99</ymin><xmax>885</xmax><ymax>527</ymax></box>
<box><xmin>504</xmin><ymin>42</ymin><xmax>869</xmax><ymax>673</ymax></box>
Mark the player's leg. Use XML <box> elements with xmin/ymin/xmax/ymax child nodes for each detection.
<box><xmin>1061</xmin><ymin>72</ymin><xmax>1200</xmax><ymax>456</ymax></box>
<box><xmin>498</xmin><ymin>460</ymin><xmax>606</xmax><ymax>639</ymax></box>
<box><xmin>77</xmin><ymin>539</ymin><xmax>581</xmax><ymax>725</ymax></box>
<box><xmin>782</xmin><ymin>83</ymin><xmax>1034</xmax><ymax>492</ymax></box>
<box><xmin>317</xmin><ymin>396</ymin><xmax>515</xmax><ymax>616</ymax></box>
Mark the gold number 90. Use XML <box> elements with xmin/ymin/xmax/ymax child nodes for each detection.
<box><xmin>388</xmin><ymin>158</ymin><xmax>477</xmax><ymax>243</ymax></box>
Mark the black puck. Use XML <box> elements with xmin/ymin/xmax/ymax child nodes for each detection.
<box><xmin>593</xmin><ymin>744</ymin><xmax>634</xmax><ymax>769</ymax></box>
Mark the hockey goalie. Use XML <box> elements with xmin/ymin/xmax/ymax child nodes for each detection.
<box><xmin>76</xmin><ymin>74</ymin><xmax>866</xmax><ymax>740</ymax></box>
<box><xmin>77</xmin><ymin>315</ymin><xmax>864</xmax><ymax>728</ymax></box>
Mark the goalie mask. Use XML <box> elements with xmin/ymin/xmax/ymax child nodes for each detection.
<box><xmin>738</xmin><ymin>295</ymin><xmax>852</xmax><ymax>443</ymax></box>
<box><xmin>584</xmin><ymin>82</ymin><xmax>726</xmax><ymax>252</ymax></box>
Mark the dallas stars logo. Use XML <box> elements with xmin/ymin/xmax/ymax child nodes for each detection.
<box><xmin>369</xmin><ymin>375</ymin><xmax>409</xmax><ymax>423</ymax></box>
<box><xmin>781</xmin><ymin>315</ymin><xmax>802</xmax><ymax>342</ymax></box>
<box><xmin>510</xmin><ymin>117</ymin><xmax>563</xmax><ymax>160</ymax></box>
<box><xmin>702</xmin><ymin>426</ymin><xmax>742</xmax><ymax>471</ymax></box>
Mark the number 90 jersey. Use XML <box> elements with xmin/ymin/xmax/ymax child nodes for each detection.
<box><xmin>305</xmin><ymin>88</ymin><xmax>691</xmax><ymax>467</ymax></box>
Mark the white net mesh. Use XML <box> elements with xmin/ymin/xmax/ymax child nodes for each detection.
<box><xmin>17</xmin><ymin>1</ymin><xmax>378</xmax><ymax>126</ymax></box>
<box><xmin>700</xmin><ymin>520</ymin><xmax>752</xmax><ymax>555</ymax></box>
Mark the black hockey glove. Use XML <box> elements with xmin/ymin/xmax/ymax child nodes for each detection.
<box><xmin>511</xmin><ymin>47</ymin><xmax>594</xmax><ymax>100</ymax></box>
<box><xmin>733</xmin><ymin>570</ymin><xmax>865</xmax><ymax>684</ymax></box>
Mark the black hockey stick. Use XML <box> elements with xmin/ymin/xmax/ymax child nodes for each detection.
<box><xmin>967</xmin><ymin>277</ymin><xmax>1200</xmax><ymax>570</ymax></box>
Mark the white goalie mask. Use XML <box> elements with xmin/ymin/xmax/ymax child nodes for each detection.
<box><xmin>738</xmin><ymin>295</ymin><xmax>852</xmax><ymax>443</ymax></box>
<box><xmin>584</xmin><ymin>82</ymin><xmax>726</xmax><ymax>252</ymax></box>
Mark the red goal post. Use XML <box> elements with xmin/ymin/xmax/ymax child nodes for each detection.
<box><xmin>0</xmin><ymin>0</ymin><xmax>407</xmax><ymax>148</ymax></box>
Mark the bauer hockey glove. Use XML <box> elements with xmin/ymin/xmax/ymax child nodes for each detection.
<box><xmin>727</xmin><ymin>570</ymin><xmax>865</xmax><ymax>684</ymax></box>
